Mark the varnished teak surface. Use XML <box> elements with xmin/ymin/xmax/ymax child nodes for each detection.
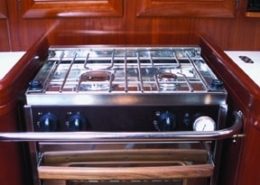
<box><xmin>199</xmin><ymin>35</ymin><xmax>260</xmax><ymax>185</ymax></box>
<box><xmin>0</xmin><ymin>36</ymin><xmax>49</xmax><ymax>185</ymax></box>
<box><xmin>0</xmin><ymin>0</ymin><xmax>259</xmax><ymax>51</ymax></box>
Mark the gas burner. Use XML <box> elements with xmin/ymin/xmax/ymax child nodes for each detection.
<box><xmin>156</xmin><ymin>72</ymin><xmax>179</xmax><ymax>90</ymax></box>
<box><xmin>77</xmin><ymin>71</ymin><xmax>114</xmax><ymax>91</ymax></box>
<box><xmin>26</xmin><ymin>46</ymin><xmax>226</xmax><ymax>105</ymax></box>
<box><xmin>80</xmin><ymin>71</ymin><xmax>112</xmax><ymax>81</ymax></box>
<box><xmin>157</xmin><ymin>72</ymin><xmax>177</xmax><ymax>81</ymax></box>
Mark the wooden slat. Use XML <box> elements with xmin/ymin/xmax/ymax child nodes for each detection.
<box><xmin>43</xmin><ymin>149</ymin><xmax>208</xmax><ymax>164</ymax></box>
<box><xmin>38</xmin><ymin>164</ymin><xmax>214</xmax><ymax>180</ymax></box>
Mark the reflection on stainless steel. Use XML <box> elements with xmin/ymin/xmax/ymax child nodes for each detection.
<box><xmin>0</xmin><ymin>111</ymin><xmax>242</xmax><ymax>142</ymax></box>
<box><xmin>77</xmin><ymin>71</ymin><xmax>114</xmax><ymax>91</ymax></box>
<box><xmin>26</xmin><ymin>46</ymin><xmax>226</xmax><ymax>105</ymax></box>
<box><xmin>156</xmin><ymin>72</ymin><xmax>178</xmax><ymax>90</ymax></box>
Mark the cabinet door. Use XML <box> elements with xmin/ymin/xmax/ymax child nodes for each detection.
<box><xmin>22</xmin><ymin>0</ymin><xmax>123</xmax><ymax>18</ymax></box>
<box><xmin>0</xmin><ymin>0</ymin><xmax>7</xmax><ymax>19</ymax></box>
<box><xmin>0</xmin><ymin>0</ymin><xmax>10</xmax><ymax>51</ymax></box>
<box><xmin>137</xmin><ymin>0</ymin><xmax>235</xmax><ymax>18</ymax></box>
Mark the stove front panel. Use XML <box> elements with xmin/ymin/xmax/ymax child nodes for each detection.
<box><xmin>25</xmin><ymin>105</ymin><xmax>226</xmax><ymax>132</ymax></box>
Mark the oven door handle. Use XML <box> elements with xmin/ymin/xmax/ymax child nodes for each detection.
<box><xmin>0</xmin><ymin>111</ymin><xmax>243</xmax><ymax>142</ymax></box>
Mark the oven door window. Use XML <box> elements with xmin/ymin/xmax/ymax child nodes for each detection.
<box><xmin>37</xmin><ymin>142</ymin><xmax>213</xmax><ymax>185</ymax></box>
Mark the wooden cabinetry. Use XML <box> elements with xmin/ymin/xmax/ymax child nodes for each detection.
<box><xmin>0</xmin><ymin>0</ymin><xmax>10</xmax><ymax>51</ymax></box>
<box><xmin>200</xmin><ymin>35</ymin><xmax>260</xmax><ymax>185</ymax></box>
<box><xmin>0</xmin><ymin>0</ymin><xmax>7</xmax><ymax>18</ymax></box>
<box><xmin>4</xmin><ymin>0</ymin><xmax>260</xmax><ymax>50</ymax></box>
<box><xmin>137</xmin><ymin>0</ymin><xmax>236</xmax><ymax>18</ymax></box>
<box><xmin>21</xmin><ymin>0</ymin><xmax>123</xmax><ymax>18</ymax></box>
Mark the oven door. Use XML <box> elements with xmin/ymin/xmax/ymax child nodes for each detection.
<box><xmin>0</xmin><ymin>111</ymin><xmax>242</xmax><ymax>185</ymax></box>
<box><xmin>37</xmin><ymin>141</ymin><xmax>213</xmax><ymax>185</ymax></box>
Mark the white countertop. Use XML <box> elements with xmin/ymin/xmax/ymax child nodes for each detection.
<box><xmin>0</xmin><ymin>52</ymin><xmax>26</xmax><ymax>80</ymax></box>
<box><xmin>225</xmin><ymin>51</ymin><xmax>260</xmax><ymax>87</ymax></box>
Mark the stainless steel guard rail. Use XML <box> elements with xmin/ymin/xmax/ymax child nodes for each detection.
<box><xmin>0</xmin><ymin>111</ymin><xmax>242</xmax><ymax>142</ymax></box>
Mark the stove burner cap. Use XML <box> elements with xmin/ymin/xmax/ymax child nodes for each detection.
<box><xmin>81</xmin><ymin>71</ymin><xmax>113</xmax><ymax>82</ymax></box>
<box><xmin>79</xmin><ymin>71</ymin><xmax>113</xmax><ymax>91</ymax></box>
<box><xmin>157</xmin><ymin>72</ymin><xmax>178</xmax><ymax>90</ymax></box>
<box><xmin>157</xmin><ymin>73</ymin><xmax>177</xmax><ymax>81</ymax></box>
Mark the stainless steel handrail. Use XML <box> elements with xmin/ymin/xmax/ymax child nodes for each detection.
<box><xmin>0</xmin><ymin>111</ymin><xmax>242</xmax><ymax>142</ymax></box>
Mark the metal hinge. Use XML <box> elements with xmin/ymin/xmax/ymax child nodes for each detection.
<box><xmin>232</xmin><ymin>133</ymin><xmax>245</xmax><ymax>144</ymax></box>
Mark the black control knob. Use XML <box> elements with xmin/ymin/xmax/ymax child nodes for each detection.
<box><xmin>29</xmin><ymin>80</ymin><xmax>43</xmax><ymax>90</ymax></box>
<box><xmin>210</xmin><ymin>79</ymin><xmax>224</xmax><ymax>90</ymax></box>
<box><xmin>154</xmin><ymin>111</ymin><xmax>176</xmax><ymax>131</ymax></box>
<box><xmin>37</xmin><ymin>113</ymin><xmax>58</xmax><ymax>132</ymax></box>
<box><xmin>66</xmin><ymin>113</ymin><xmax>87</xmax><ymax>131</ymax></box>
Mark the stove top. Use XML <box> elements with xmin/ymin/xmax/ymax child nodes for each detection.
<box><xmin>26</xmin><ymin>46</ymin><xmax>227</xmax><ymax>106</ymax></box>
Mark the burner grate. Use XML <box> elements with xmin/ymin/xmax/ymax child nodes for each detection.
<box><xmin>29</xmin><ymin>47</ymin><xmax>220</xmax><ymax>94</ymax></box>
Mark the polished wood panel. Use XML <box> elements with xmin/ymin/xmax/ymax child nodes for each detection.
<box><xmin>7</xmin><ymin>0</ymin><xmax>48</xmax><ymax>50</ymax></box>
<box><xmin>0</xmin><ymin>37</ymin><xmax>49</xmax><ymax>185</ymax></box>
<box><xmin>235</xmin><ymin>118</ymin><xmax>260</xmax><ymax>185</ymax></box>
<box><xmin>0</xmin><ymin>0</ymin><xmax>10</xmax><ymax>51</ymax></box>
<box><xmin>245</xmin><ymin>11</ymin><xmax>260</xmax><ymax>17</ymax></box>
<box><xmin>199</xmin><ymin>33</ymin><xmax>260</xmax><ymax>185</ymax></box>
<box><xmin>0</xmin><ymin>21</ymin><xmax>10</xmax><ymax>51</ymax></box>
<box><xmin>0</xmin><ymin>105</ymin><xmax>27</xmax><ymax>185</ymax></box>
<box><xmin>39</xmin><ymin>148</ymin><xmax>212</xmax><ymax>180</ymax></box>
<box><xmin>0</xmin><ymin>0</ymin><xmax>7</xmax><ymax>18</ymax></box>
<box><xmin>5</xmin><ymin>0</ymin><xmax>260</xmax><ymax>51</ymax></box>
<box><xmin>22</xmin><ymin>0</ymin><xmax>123</xmax><ymax>18</ymax></box>
<box><xmin>39</xmin><ymin>164</ymin><xmax>213</xmax><ymax>180</ymax></box>
<box><xmin>137</xmin><ymin>0</ymin><xmax>235</xmax><ymax>18</ymax></box>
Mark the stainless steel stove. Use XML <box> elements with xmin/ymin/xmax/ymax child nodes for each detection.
<box><xmin>0</xmin><ymin>42</ymin><xmax>243</xmax><ymax>185</ymax></box>
<box><xmin>24</xmin><ymin>46</ymin><xmax>228</xmax><ymax>133</ymax></box>
<box><xmin>26</xmin><ymin>46</ymin><xmax>226</xmax><ymax>106</ymax></box>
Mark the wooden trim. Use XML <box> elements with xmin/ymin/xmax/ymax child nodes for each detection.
<box><xmin>245</xmin><ymin>11</ymin><xmax>260</xmax><ymax>18</ymax></box>
<box><xmin>38</xmin><ymin>148</ymin><xmax>213</xmax><ymax>180</ymax></box>
<box><xmin>23</xmin><ymin>0</ymin><xmax>123</xmax><ymax>18</ymax></box>
<box><xmin>137</xmin><ymin>0</ymin><xmax>235</xmax><ymax>18</ymax></box>
<box><xmin>0</xmin><ymin>0</ymin><xmax>7</xmax><ymax>19</ymax></box>
<box><xmin>43</xmin><ymin>149</ymin><xmax>209</xmax><ymax>163</ymax></box>
<box><xmin>38</xmin><ymin>164</ymin><xmax>214</xmax><ymax>180</ymax></box>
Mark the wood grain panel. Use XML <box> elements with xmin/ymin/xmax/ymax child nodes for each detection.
<box><xmin>235</xmin><ymin>119</ymin><xmax>260</xmax><ymax>185</ymax></box>
<box><xmin>199</xmin><ymin>33</ymin><xmax>260</xmax><ymax>185</ymax></box>
<box><xmin>0</xmin><ymin>0</ymin><xmax>9</xmax><ymax>50</ymax></box>
<box><xmin>0</xmin><ymin>106</ymin><xmax>27</xmax><ymax>185</ymax></box>
<box><xmin>0</xmin><ymin>0</ymin><xmax>7</xmax><ymax>19</ymax></box>
<box><xmin>137</xmin><ymin>0</ymin><xmax>235</xmax><ymax>18</ymax></box>
<box><xmin>0</xmin><ymin>21</ymin><xmax>10</xmax><ymax>51</ymax></box>
<box><xmin>6</xmin><ymin>0</ymin><xmax>260</xmax><ymax>51</ymax></box>
<box><xmin>22</xmin><ymin>0</ymin><xmax>123</xmax><ymax>18</ymax></box>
